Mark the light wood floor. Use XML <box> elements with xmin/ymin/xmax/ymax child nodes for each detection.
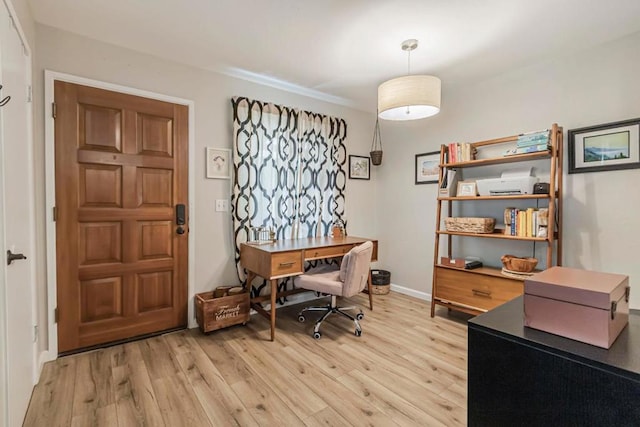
<box><xmin>24</xmin><ymin>292</ymin><xmax>470</xmax><ymax>426</ymax></box>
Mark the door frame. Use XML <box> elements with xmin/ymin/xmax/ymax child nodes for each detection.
<box><xmin>1</xmin><ymin>0</ymin><xmax>36</xmax><ymax>423</ymax></box>
<box><xmin>43</xmin><ymin>71</ymin><xmax>196</xmax><ymax>362</ymax></box>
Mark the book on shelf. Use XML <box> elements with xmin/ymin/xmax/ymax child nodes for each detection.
<box><xmin>447</xmin><ymin>142</ymin><xmax>476</xmax><ymax>163</ymax></box>
<box><xmin>504</xmin><ymin>207</ymin><xmax>549</xmax><ymax>237</ymax></box>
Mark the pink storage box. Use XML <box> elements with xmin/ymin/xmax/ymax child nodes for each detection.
<box><xmin>524</xmin><ymin>266</ymin><xmax>630</xmax><ymax>349</ymax></box>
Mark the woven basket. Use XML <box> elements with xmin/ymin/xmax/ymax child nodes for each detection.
<box><xmin>444</xmin><ymin>217</ymin><xmax>495</xmax><ymax>233</ymax></box>
<box><xmin>370</xmin><ymin>150</ymin><xmax>383</xmax><ymax>165</ymax></box>
<box><xmin>501</xmin><ymin>255</ymin><xmax>538</xmax><ymax>272</ymax></box>
<box><xmin>371</xmin><ymin>284</ymin><xmax>390</xmax><ymax>295</ymax></box>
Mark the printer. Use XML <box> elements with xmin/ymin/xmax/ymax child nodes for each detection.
<box><xmin>476</xmin><ymin>168</ymin><xmax>539</xmax><ymax>196</ymax></box>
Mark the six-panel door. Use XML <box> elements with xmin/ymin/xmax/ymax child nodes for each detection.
<box><xmin>55</xmin><ymin>81</ymin><xmax>188</xmax><ymax>353</ymax></box>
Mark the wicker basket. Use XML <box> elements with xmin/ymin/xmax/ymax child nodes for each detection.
<box><xmin>501</xmin><ymin>255</ymin><xmax>538</xmax><ymax>273</ymax></box>
<box><xmin>370</xmin><ymin>269</ymin><xmax>391</xmax><ymax>295</ymax></box>
<box><xmin>444</xmin><ymin>217</ymin><xmax>495</xmax><ymax>234</ymax></box>
<box><xmin>370</xmin><ymin>150</ymin><xmax>383</xmax><ymax>165</ymax></box>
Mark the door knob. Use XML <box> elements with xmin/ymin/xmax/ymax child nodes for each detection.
<box><xmin>7</xmin><ymin>250</ymin><xmax>27</xmax><ymax>265</ymax></box>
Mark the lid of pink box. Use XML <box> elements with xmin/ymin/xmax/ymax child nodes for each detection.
<box><xmin>525</xmin><ymin>266</ymin><xmax>628</xmax><ymax>310</ymax></box>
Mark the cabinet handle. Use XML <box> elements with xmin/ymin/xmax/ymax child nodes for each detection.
<box><xmin>472</xmin><ymin>288</ymin><xmax>491</xmax><ymax>298</ymax></box>
<box><xmin>279</xmin><ymin>261</ymin><xmax>295</xmax><ymax>267</ymax></box>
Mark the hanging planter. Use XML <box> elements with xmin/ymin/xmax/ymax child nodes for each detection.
<box><xmin>370</xmin><ymin>117</ymin><xmax>383</xmax><ymax>165</ymax></box>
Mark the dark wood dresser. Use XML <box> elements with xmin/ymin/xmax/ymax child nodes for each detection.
<box><xmin>468</xmin><ymin>296</ymin><xmax>640</xmax><ymax>426</ymax></box>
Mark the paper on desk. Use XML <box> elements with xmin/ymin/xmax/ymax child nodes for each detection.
<box><xmin>501</xmin><ymin>167</ymin><xmax>533</xmax><ymax>178</ymax></box>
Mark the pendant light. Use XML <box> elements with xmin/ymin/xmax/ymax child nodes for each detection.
<box><xmin>378</xmin><ymin>39</ymin><xmax>441</xmax><ymax>121</ymax></box>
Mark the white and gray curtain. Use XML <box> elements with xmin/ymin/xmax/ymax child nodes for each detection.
<box><xmin>231</xmin><ymin>96</ymin><xmax>347</xmax><ymax>299</ymax></box>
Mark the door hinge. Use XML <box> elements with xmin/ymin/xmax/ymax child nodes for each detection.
<box><xmin>54</xmin><ymin>308</ymin><xmax>59</xmax><ymax>323</ymax></box>
<box><xmin>52</xmin><ymin>102</ymin><xmax>57</xmax><ymax>119</ymax></box>
<box><xmin>52</xmin><ymin>206</ymin><xmax>58</xmax><ymax>222</ymax></box>
<box><xmin>33</xmin><ymin>325</ymin><xmax>38</xmax><ymax>342</ymax></box>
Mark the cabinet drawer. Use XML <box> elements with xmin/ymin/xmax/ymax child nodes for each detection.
<box><xmin>305</xmin><ymin>245</ymin><xmax>353</xmax><ymax>260</ymax></box>
<box><xmin>434</xmin><ymin>267</ymin><xmax>523</xmax><ymax>311</ymax></box>
<box><xmin>271</xmin><ymin>252</ymin><xmax>303</xmax><ymax>277</ymax></box>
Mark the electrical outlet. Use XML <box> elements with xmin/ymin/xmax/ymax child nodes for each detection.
<box><xmin>215</xmin><ymin>199</ymin><xmax>229</xmax><ymax>212</ymax></box>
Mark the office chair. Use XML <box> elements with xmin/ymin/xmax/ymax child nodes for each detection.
<box><xmin>294</xmin><ymin>241</ymin><xmax>373</xmax><ymax>339</ymax></box>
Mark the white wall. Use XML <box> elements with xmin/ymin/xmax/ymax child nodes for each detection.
<box><xmin>377</xmin><ymin>30</ymin><xmax>640</xmax><ymax>308</ymax></box>
<box><xmin>33</xmin><ymin>24</ymin><xmax>378</xmax><ymax>352</ymax></box>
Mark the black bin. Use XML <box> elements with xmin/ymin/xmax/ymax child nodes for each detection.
<box><xmin>371</xmin><ymin>269</ymin><xmax>391</xmax><ymax>285</ymax></box>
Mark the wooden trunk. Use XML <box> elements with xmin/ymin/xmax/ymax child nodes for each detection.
<box><xmin>195</xmin><ymin>290</ymin><xmax>250</xmax><ymax>333</ymax></box>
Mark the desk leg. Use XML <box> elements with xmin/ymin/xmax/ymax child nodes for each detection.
<box><xmin>367</xmin><ymin>269</ymin><xmax>373</xmax><ymax>311</ymax></box>
<box><xmin>245</xmin><ymin>271</ymin><xmax>256</xmax><ymax>292</ymax></box>
<box><xmin>270</xmin><ymin>279</ymin><xmax>277</xmax><ymax>341</ymax></box>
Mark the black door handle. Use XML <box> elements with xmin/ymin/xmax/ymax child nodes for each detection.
<box><xmin>7</xmin><ymin>250</ymin><xmax>27</xmax><ymax>265</ymax></box>
<box><xmin>176</xmin><ymin>204</ymin><xmax>185</xmax><ymax>225</ymax></box>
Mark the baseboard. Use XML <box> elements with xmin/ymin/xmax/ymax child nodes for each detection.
<box><xmin>390</xmin><ymin>283</ymin><xmax>432</xmax><ymax>301</ymax></box>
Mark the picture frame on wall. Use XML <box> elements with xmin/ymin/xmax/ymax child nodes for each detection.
<box><xmin>568</xmin><ymin>118</ymin><xmax>640</xmax><ymax>174</ymax></box>
<box><xmin>415</xmin><ymin>151</ymin><xmax>440</xmax><ymax>184</ymax></box>
<box><xmin>348</xmin><ymin>155</ymin><xmax>370</xmax><ymax>180</ymax></box>
<box><xmin>206</xmin><ymin>147</ymin><xmax>231</xmax><ymax>179</ymax></box>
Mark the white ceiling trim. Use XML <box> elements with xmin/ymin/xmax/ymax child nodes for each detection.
<box><xmin>218</xmin><ymin>66</ymin><xmax>363</xmax><ymax>111</ymax></box>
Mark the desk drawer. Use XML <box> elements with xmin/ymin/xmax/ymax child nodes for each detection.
<box><xmin>435</xmin><ymin>267</ymin><xmax>523</xmax><ymax>311</ymax></box>
<box><xmin>305</xmin><ymin>245</ymin><xmax>353</xmax><ymax>260</ymax></box>
<box><xmin>271</xmin><ymin>251</ymin><xmax>303</xmax><ymax>277</ymax></box>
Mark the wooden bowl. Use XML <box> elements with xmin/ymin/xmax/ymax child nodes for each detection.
<box><xmin>501</xmin><ymin>254</ymin><xmax>538</xmax><ymax>273</ymax></box>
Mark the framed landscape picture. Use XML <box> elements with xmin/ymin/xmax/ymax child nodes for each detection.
<box><xmin>349</xmin><ymin>155</ymin><xmax>370</xmax><ymax>180</ymax></box>
<box><xmin>568</xmin><ymin>118</ymin><xmax>640</xmax><ymax>174</ymax></box>
<box><xmin>415</xmin><ymin>151</ymin><xmax>440</xmax><ymax>184</ymax></box>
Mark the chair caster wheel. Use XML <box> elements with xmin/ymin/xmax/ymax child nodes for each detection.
<box><xmin>355</xmin><ymin>329</ymin><xmax>362</xmax><ymax>337</ymax></box>
<box><xmin>298</xmin><ymin>314</ymin><xmax>305</xmax><ymax>322</ymax></box>
<box><xmin>313</xmin><ymin>332</ymin><xmax>321</xmax><ymax>340</ymax></box>
<box><xmin>356</xmin><ymin>312</ymin><xmax>364</xmax><ymax>321</ymax></box>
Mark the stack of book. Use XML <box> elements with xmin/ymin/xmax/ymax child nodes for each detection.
<box><xmin>513</xmin><ymin>129</ymin><xmax>550</xmax><ymax>155</ymax></box>
<box><xmin>447</xmin><ymin>142</ymin><xmax>476</xmax><ymax>163</ymax></box>
<box><xmin>503</xmin><ymin>207</ymin><xmax>548</xmax><ymax>237</ymax></box>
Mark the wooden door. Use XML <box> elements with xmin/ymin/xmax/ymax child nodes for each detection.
<box><xmin>0</xmin><ymin>2</ymin><xmax>36</xmax><ymax>423</ymax></box>
<box><xmin>54</xmin><ymin>81</ymin><xmax>189</xmax><ymax>354</ymax></box>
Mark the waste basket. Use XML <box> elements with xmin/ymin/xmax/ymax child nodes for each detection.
<box><xmin>370</xmin><ymin>269</ymin><xmax>391</xmax><ymax>295</ymax></box>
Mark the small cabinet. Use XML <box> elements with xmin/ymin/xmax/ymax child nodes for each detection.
<box><xmin>430</xmin><ymin>124</ymin><xmax>564</xmax><ymax>317</ymax></box>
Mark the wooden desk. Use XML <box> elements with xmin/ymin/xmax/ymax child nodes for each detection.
<box><xmin>240</xmin><ymin>236</ymin><xmax>378</xmax><ymax>341</ymax></box>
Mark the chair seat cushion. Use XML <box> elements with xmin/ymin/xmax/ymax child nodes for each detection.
<box><xmin>294</xmin><ymin>265</ymin><xmax>343</xmax><ymax>296</ymax></box>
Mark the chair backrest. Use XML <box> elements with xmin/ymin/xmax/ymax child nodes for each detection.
<box><xmin>340</xmin><ymin>241</ymin><xmax>373</xmax><ymax>297</ymax></box>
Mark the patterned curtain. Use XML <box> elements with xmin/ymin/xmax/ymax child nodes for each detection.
<box><xmin>231</xmin><ymin>97</ymin><xmax>347</xmax><ymax>299</ymax></box>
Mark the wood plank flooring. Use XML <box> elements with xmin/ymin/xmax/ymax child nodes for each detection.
<box><xmin>24</xmin><ymin>292</ymin><xmax>471</xmax><ymax>426</ymax></box>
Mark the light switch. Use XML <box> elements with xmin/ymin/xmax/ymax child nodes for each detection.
<box><xmin>215</xmin><ymin>199</ymin><xmax>229</xmax><ymax>212</ymax></box>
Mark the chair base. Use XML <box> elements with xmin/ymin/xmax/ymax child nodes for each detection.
<box><xmin>297</xmin><ymin>295</ymin><xmax>363</xmax><ymax>339</ymax></box>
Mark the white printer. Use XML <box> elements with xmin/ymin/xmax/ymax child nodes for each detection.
<box><xmin>476</xmin><ymin>168</ymin><xmax>539</xmax><ymax>196</ymax></box>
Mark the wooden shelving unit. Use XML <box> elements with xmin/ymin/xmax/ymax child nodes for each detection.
<box><xmin>430</xmin><ymin>124</ymin><xmax>564</xmax><ymax>317</ymax></box>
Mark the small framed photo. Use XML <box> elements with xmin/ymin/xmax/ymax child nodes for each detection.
<box><xmin>456</xmin><ymin>181</ymin><xmax>477</xmax><ymax>197</ymax></box>
<box><xmin>415</xmin><ymin>151</ymin><xmax>440</xmax><ymax>184</ymax></box>
<box><xmin>568</xmin><ymin>118</ymin><xmax>640</xmax><ymax>174</ymax></box>
<box><xmin>348</xmin><ymin>155</ymin><xmax>370</xmax><ymax>180</ymax></box>
<box><xmin>206</xmin><ymin>147</ymin><xmax>231</xmax><ymax>179</ymax></box>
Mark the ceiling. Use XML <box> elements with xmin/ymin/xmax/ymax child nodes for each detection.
<box><xmin>28</xmin><ymin>0</ymin><xmax>640</xmax><ymax>112</ymax></box>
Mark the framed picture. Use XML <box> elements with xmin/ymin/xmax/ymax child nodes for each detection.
<box><xmin>568</xmin><ymin>118</ymin><xmax>640</xmax><ymax>174</ymax></box>
<box><xmin>348</xmin><ymin>155</ymin><xmax>370</xmax><ymax>180</ymax></box>
<box><xmin>456</xmin><ymin>181</ymin><xmax>477</xmax><ymax>197</ymax></box>
<box><xmin>415</xmin><ymin>151</ymin><xmax>440</xmax><ymax>184</ymax></box>
<box><xmin>206</xmin><ymin>147</ymin><xmax>231</xmax><ymax>179</ymax></box>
